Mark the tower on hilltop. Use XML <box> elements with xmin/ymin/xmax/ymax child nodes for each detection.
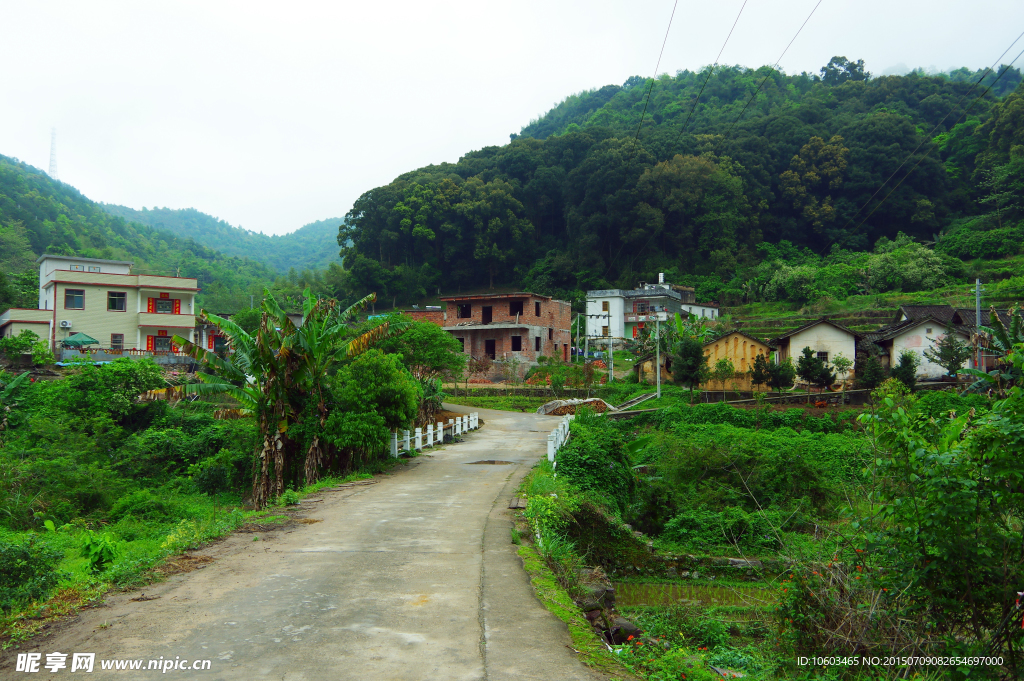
<box><xmin>48</xmin><ymin>127</ymin><xmax>58</xmax><ymax>181</ymax></box>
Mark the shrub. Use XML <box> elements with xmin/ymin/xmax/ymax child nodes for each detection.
<box><xmin>0</xmin><ymin>536</ymin><xmax>67</xmax><ymax>611</ymax></box>
<box><xmin>662</xmin><ymin>506</ymin><xmax>791</xmax><ymax>552</ymax></box>
<box><xmin>108</xmin><ymin>489</ymin><xmax>190</xmax><ymax>523</ymax></box>
<box><xmin>80</xmin><ymin>530</ymin><xmax>118</xmax><ymax>572</ymax></box>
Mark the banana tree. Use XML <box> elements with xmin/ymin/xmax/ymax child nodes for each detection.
<box><xmin>962</xmin><ymin>305</ymin><xmax>1023</xmax><ymax>395</ymax></box>
<box><xmin>174</xmin><ymin>288</ymin><xmax>404</xmax><ymax>507</ymax></box>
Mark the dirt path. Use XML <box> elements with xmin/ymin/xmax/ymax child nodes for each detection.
<box><xmin>4</xmin><ymin>407</ymin><xmax>603</xmax><ymax>681</ymax></box>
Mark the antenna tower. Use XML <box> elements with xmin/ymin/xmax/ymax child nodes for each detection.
<box><xmin>48</xmin><ymin>127</ymin><xmax>59</xmax><ymax>181</ymax></box>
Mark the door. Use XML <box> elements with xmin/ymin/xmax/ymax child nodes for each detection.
<box><xmin>482</xmin><ymin>306</ymin><xmax>492</xmax><ymax>324</ymax></box>
<box><xmin>485</xmin><ymin>339</ymin><xmax>496</xmax><ymax>359</ymax></box>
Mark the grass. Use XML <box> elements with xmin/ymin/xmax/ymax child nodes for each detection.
<box><xmin>0</xmin><ymin>470</ymin><xmax>379</xmax><ymax>650</ymax></box>
<box><xmin>516</xmin><ymin>542</ymin><xmax>637</xmax><ymax>679</ymax></box>
<box><xmin>446</xmin><ymin>395</ymin><xmax>553</xmax><ymax>412</ymax></box>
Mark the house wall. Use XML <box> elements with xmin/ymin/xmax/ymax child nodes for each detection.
<box><xmin>49</xmin><ymin>282</ymin><xmax>196</xmax><ymax>350</ymax></box>
<box><xmin>704</xmin><ymin>332</ymin><xmax>772</xmax><ymax>390</ymax></box>
<box><xmin>0</xmin><ymin>308</ymin><xmax>53</xmax><ymax>340</ymax></box>
<box><xmin>406</xmin><ymin>309</ymin><xmax>445</xmax><ymax>325</ymax></box>
<box><xmin>443</xmin><ymin>296</ymin><xmax>572</xmax><ymax>367</ymax></box>
<box><xmin>783</xmin><ymin>325</ymin><xmax>856</xmax><ymax>380</ymax></box>
<box><xmin>585</xmin><ymin>294</ymin><xmax>625</xmax><ymax>339</ymax></box>
<box><xmin>893</xmin><ymin>322</ymin><xmax>970</xmax><ymax>379</ymax></box>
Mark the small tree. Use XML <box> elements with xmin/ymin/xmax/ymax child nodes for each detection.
<box><xmin>710</xmin><ymin>357</ymin><xmax>735</xmax><ymax>402</ymax></box>
<box><xmin>890</xmin><ymin>349</ymin><xmax>921</xmax><ymax>392</ymax></box>
<box><xmin>922</xmin><ymin>326</ymin><xmax>972</xmax><ymax>377</ymax></box>
<box><xmin>767</xmin><ymin>358</ymin><xmax>796</xmax><ymax>396</ymax></box>
<box><xmin>796</xmin><ymin>347</ymin><xmax>827</xmax><ymax>402</ymax></box>
<box><xmin>830</xmin><ymin>352</ymin><xmax>853</xmax><ymax>392</ymax></box>
<box><xmin>858</xmin><ymin>354</ymin><xmax>887</xmax><ymax>390</ymax></box>
<box><xmin>811</xmin><ymin>361</ymin><xmax>837</xmax><ymax>394</ymax></box>
<box><xmin>671</xmin><ymin>335</ymin><xmax>710</xmax><ymax>404</ymax></box>
<box><xmin>750</xmin><ymin>353</ymin><xmax>771</xmax><ymax>392</ymax></box>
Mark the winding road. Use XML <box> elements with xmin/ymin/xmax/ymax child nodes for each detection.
<box><xmin>8</xmin><ymin>406</ymin><xmax>602</xmax><ymax>681</ymax></box>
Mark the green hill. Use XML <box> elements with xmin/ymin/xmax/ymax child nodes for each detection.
<box><xmin>100</xmin><ymin>205</ymin><xmax>343</xmax><ymax>274</ymax></box>
<box><xmin>0</xmin><ymin>155</ymin><xmax>277</xmax><ymax>313</ymax></box>
<box><xmin>334</xmin><ymin>59</ymin><xmax>1024</xmax><ymax>313</ymax></box>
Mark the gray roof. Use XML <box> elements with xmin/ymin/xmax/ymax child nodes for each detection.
<box><xmin>36</xmin><ymin>254</ymin><xmax>134</xmax><ymax>266</ymax></box>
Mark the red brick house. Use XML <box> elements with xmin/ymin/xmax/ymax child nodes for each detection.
<box><xmin>408</xmin><ymin>293</ymin><xmax>572</xmax><ymax>364</ymax></box>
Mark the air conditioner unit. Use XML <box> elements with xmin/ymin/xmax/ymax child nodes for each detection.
<box><xmin>59</xmin><ymin>320</ymin><xmax>72</xmax><ymax>329</ymax></box>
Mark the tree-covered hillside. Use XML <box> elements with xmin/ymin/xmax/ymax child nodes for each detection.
<box><xmin>100</xmin><ymin>205</ymin><xmax>344</xmax><ymax>273</ymax></box>
<box><xmin>338</xmin><ymin>59</ymin><xmax>1024</xmax><ymax>308</ymax></box>
<box><xmin>0</xmin><ymin>155</ymin><xmax>277</xmax><ymax>312</ymax></box>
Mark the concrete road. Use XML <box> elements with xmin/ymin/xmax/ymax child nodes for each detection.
<box><xmin>9</xmin><ymin>407</ymin><xmax>602</xmax><ymax>681</ymax></box>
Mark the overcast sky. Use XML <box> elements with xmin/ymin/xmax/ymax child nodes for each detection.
<box><xmin>3</xmin><ymin>1</ymin><xmax>1023</xmax><ymax>236</ymax></box>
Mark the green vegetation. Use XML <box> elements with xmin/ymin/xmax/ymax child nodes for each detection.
<box><xmin>337</xmin><ymin>61</ymin><xmax>1024</xmax><ymax>312</ymax></box>
<box><xmin>100</xmin><ymin>205</ymin><xmax>344</xmax><ymax>274</ymax></box>
<box><xmin>518</xmin><ymin>363</ymin><xmax>1019</xmax><ymax>678</ymax></box>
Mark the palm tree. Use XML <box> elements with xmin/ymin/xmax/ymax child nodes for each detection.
<box><xmin>174</xmin><ymin>288</ymin><xmax>405</xmax><ymax>507</ymax></box>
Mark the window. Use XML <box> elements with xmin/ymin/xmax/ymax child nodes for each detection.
<box><xmin>926</xmin><ymin>327</ymin><xmax>933</xmax><ymax>334</ymax></box>
<box><xmin>88</xmin><ymin>266</ymin><xmax>101</xmax><ymax>273</ymax></box>
<box><xmin>511</xmin><ymin>335</ymin><xmax>522</xmax><ymax>351</ymax></box>
<box><xmin>154</xmin><ymin>336</ymin><xmax>172</xmax><ymax>352</ymax></box>
<box><xmin>548</xmin><ymin>328</ymin><xmax>553</xmax><ymax>340</ymax></box>
<box><xmin>602</xmin><ymin>326</ymin><xmax>609</xmax><ymax>337</ymax></box>
<box><xmin>601</xmin><ymin>301</ymin><xmax>609</xmax><ymax>312</ymax></box>
<box><xmin>110</xmin><ymin>334</ymin><xmax>124</xmax><ymax>350</ymax></box>
<box><xmin>510</xmin><ymin>301</ymin><xmax>524</xmax><ymax>316</ymax></box>
<box><xmin>817</xmin><ymin>351</ymin><xmax>829</xmax><ymax>362</ymax></box>
<box><xmin>457</xmin><ymin>337</ymin><xmax>465</xmax><ymax>351</ymax></box>
<box><xmin>534</xmin><ymin>336</ymin><xmax>541</xmax><ymax>351</ymax></box>
<box><xmin>64</xmin><ymin>289</ymin><xmax>84</xmax><ymax>309</ymax></box>
<box><xmin>213</xmin><ymin>336</ymin><xmax>229</xmax><ymax>353</ymax></box>
<box><xmin>70</xmin><ymin>264</ymin><xmax>84</xmax><ymax>271</ymax></box>
<box><xmin>457</xmin><ymin>303</ymin><xmax>472</xmax><ymax>319</ymax></box>
<box><xmin>535</xmin><ymin>301</ymin><xmax>541</xmax><ymax>316</ymax></box>
<box><xmin>107</xmin><ymin>291</ymin><xmax>126</xmax><ymax>311</ymax></box>
<box><xmin>156</xmin><ymin>299</ymin><xmax>174</xmax><ymax>314</ymax></box>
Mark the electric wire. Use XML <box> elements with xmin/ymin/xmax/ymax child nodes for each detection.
<box><xmin>623</xmin><ymin>0</ymin><xmax>680</xmax><ymax>173</ymax></box>
<box><xmin>821</xmin><ymin>28</ymin><xmax>1024</xmax><ymax>255</ymax></box>
<box><xmin>673</xmin><ymin>0</ymin><xmax>749</xmax><ymax>146</ymax></box>
<box><xmin>618</xmin><ymin>0</ymin><xmax>822</xmax><ymax>278</ymax></box>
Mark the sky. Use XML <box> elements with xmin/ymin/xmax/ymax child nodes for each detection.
<box><xmin>3</xmin><ymin>1</ymin><xmax>1023</xmax><ymax>236</ymax></box>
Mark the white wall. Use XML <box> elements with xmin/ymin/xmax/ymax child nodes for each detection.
<box><xmin>682</xmin><ymin>304</ymin><xmax>718</xmax><ymax>320</ymax></box>
<box><xmin>894</xmin><ymin>322</ymin><xmax>969</xmax><ymax>379</ymax></box>
<box><xmin>585</xmin><ymin>295</ymin><xmax>625</xmax><ymax>339</ymax></box>
<box><xmin>789</xmin><ymin>324</ymin><xmax>857</xmax><ymax>380</ymax></box>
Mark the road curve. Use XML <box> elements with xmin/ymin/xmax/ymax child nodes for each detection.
<box><xmin>8</xmin><ymin>406</ymin><xmax>602</xmax><ymax>681</ymax></box>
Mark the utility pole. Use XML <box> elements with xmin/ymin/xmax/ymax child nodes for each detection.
<box><xmin>606</xmin><ymin>310</ymin><xmax>613</xmax><ymax>381</ymax></box>
<box><xmin>975</xmin><ymin>278</ymin><xmax>983</xmax><ymax>370</ymax></box>
<box><xmin>655</xmin><ymin>317</ymin><xmax>661</xmax><ymax>399</ymax></box>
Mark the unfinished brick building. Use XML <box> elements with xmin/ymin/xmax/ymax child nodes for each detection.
<box><xmin>408</xmin><ymin>292</ymin><xmax>572</xmax><ymax>365</ymax></box>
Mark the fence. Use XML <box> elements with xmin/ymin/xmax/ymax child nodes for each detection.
<box><xmin>59</xmin><ymin>348</ymin><xmax>195</xmax><ymax>366</ymax></box>
<box><xmin>389</xmin><ymin>412</ymin><xmax>480</xmax><ymax>457</ymax></box>
<box><xmin>546</xmin><ymin>414</ymin><xmax>574</xmax><ymax>472</ymax></box>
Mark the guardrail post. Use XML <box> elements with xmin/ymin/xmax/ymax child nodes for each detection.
<box><xmin>437</xmin><ymin>422</ymin><xmax>444</xmax><ymax>442</ymax></box>
<box><xmin>462</xmin><ymin>415</ymin><xmax>469</xmax><ymax>432</ymax></box>
<box><xmin>414</xmin><ymin>427</ymin><xmax>422</xmax><ymax>451</ymax></box>
<box><xmin>403</xmin><ymin>429</ymin><xmax>411</xmax><ymax>452</ymax></box>
<box><xmin>390</xmin><ymin>432</ymin><xmax>399</xmax><ymax>458</ymax></box>
<box><xmin>426</xmin><ymin>423</ymin><xmax>434</xmax><ymax>447</ymax></box>
<box><xmin>547</xmin><ymin>433</ymin><xmax>556</xmax><ymax>462</ymax></box>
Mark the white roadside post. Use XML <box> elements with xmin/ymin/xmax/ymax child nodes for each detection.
<box><xmin>426</xmin><ymin>423</ymin><xmax>434</xmax><ymax>447</ymax></box>
<box><xmin>390</xmin><ymin>432</ymin><xmax>399</xmax><ymax>458</ymax></box>
<box><xmin>547</xmin><ymin>432</ymin><xmax>556</xmax><ymax>463</ymax></box>
<box><xmin>449</xmin><ymin>418</ymin><xmax>455</xmax><ymax>438</ymax></box>
<box><xmin>463</xmin><ymin>415</ymin><xmax>469</xmax><ymax>432</ymax></box>
<box><xmin>437</xmin><ymin>421</ymin><xmax>444</xmax><ymax>443</ymax></box>
<box><xmin>402</xmin><ymin>429</ymin><xmax>411</xmax><ymax>452</ymax></box>
<box><xmin>414</xmin><ymin>427</ymin><xmax>422</xmax><ymax>451</ymax></box>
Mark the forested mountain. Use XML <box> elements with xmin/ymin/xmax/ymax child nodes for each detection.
<box><xmin>100</xmin><ymin>204</ymin><xmax>343</xmax><ymax>273</ymax></box>
<box><xmin>339</xmin><ymin>59</ymin><xmax>1024</xmax><ymax>307</ymax></box>
<box><xmin>0</xmin><ymin>155</ymin><xmax>278</xmax><ymax>312</ymax></box>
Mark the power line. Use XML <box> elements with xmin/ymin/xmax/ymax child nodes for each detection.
<box><xmin>830</xmin><ymin>46</ymin><xmax>1024</xmax><ymax>255</ymax></box>
<box><xmin>622</xmin><ymin>0</ymin><xmax>680</xmax><ymax>173</ymax></box>
<box><xmin>822</xmin><ymin>29</ymin><xmax>1024</xmax><ymax>255</ymax></box>
<box><xmin>719</xmin><ymin>0</ymin><xmax>823</xmax><ymax>140</ymax></box>
<box><xmin>672</xmin><ymin>0</ymin><xmax>749</xmax><ymax>146</ymax></box>
<box><xmin>618</xmin><ymin>0</ymin><xmax>822</xmax><ymax>276</ymax></box>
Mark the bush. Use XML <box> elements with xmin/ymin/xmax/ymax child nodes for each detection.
<box><xmin>108</xmin><ymin>489</ymin><xmax>191</xmax><ymax>523</ymax></box>
<box><xmin>662</xmin><ymin>506</ymin><xmax>791</xmax><ymax>552</ymax></box>
<box><xmin>0</xmin><ymin>536</ymin><xmax>67</xmax><ymax>611</ymax></box>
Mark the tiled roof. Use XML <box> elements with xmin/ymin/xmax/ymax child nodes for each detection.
<box><xmin>705</xmin><ymin>330</ymin><xmax>775</xmax><ymax>349</ymax></box>
<box><xmin>894</xmin><ymin>305</ymin><xmax>957</xmax><ymax>324</ymax></box>
<box><xmin>773</xmin><ymin>318</ymin><xmax>861</xmax><ymax>344</ymax></box>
